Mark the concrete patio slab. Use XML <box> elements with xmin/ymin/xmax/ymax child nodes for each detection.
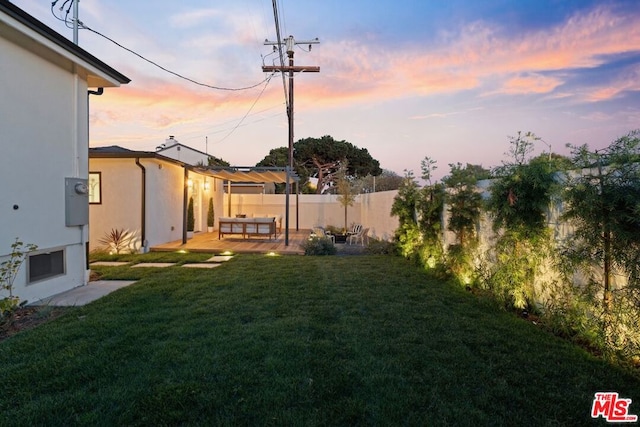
<box><xmin>206</xmin><ymin>256</ymin><xmax>234</xmax><ymax>262</ymax></box>
<box><xmin>182</xmin><ymin>263</ymin><xmax>222</xmax><ymax>269</ymax></box>
<box><xmin>90</xmin><ymin>261</ymin><xmax>130</xmax><ymax>266</ymax></box>
<box><xmin>31</xmin><ymin>280</ymin><xmax>137</xmax><ymax>307</ymax></box>
<box><xmin>131</xmin><ymin>263</ymin><xmax>176</xmax><ymax>268</ymax></box>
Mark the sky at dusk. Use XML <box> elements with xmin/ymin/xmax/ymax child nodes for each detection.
<box><xmin>12</xmin><ymin>0</ymin><xmax>640</xmax><ymax>180</ymax></box>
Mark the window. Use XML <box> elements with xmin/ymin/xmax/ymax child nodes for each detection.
<box><xmin>28</xmin><ymin>249</ymin><xmax>66</xmax><ymax>283</ymax></box>
<box><xmin>89</xmin><ymin>172</ymin><xmax>101</xmax><ymax>204</ymax></box>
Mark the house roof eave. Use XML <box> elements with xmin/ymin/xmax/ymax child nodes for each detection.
<box><xmin>0</xmin><ymin>2</ymin><xmax>130</xmax><ymax>87</ymax></box>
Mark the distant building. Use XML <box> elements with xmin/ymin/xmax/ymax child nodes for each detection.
<box><xmin>155</xmin><ymin>136</ymin><xmax>212</xmax><ymax>166</ymax></box>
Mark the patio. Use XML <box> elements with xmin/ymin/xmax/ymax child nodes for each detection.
<box><xmin>150</xmin><ymin>228</ymin><xmax>311</xmax><ymax>255</ymax></box>
<box><xmin>149</xmin><ymin>228</ymin><xmax>367</xmax><ymax>255</ymax></box>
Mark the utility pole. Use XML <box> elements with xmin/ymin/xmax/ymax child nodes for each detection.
<box><xmin>73</xmin><ymin>0</ymin><xmax>79</xmax><ymax>44</ymax></box>
<box><xmin>263</xmin><ymin>35</ymin><xmax>319</xmax><ymax>244</ymax></box>
<box><xmin>263</xmin><ymin>36</ymin><xmax>320</xmax><ymax>169</ymax></box>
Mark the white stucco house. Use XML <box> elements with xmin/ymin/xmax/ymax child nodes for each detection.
<box><xmin>0</xmin><ymin>2</ymin><xmax>129</xmax><ymax>303</ymax></box>
<box><xmin>156</xmin><ymin>137</ymin><xmax>276</xmax><ymax>194</ymax></box>
<box><xmin>89</xmin><ymin>146</ymin><xmax>224</xmax><ymax>252</ymax></box>
<box><xmin>155</xmin><ymin>136</ymin><xmax>211</xmax><ymax>166</ymax></box>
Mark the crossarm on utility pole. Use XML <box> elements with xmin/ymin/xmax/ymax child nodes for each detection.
<box><xmin>262</xmin><ymin>66</ymin><xmax>320</xmax><ymax>73</ymax></box>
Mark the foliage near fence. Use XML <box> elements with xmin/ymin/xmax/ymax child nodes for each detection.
<box><xmin>391</xmin><ymin>130</ymin><xmax>640</xmax><ymax>364</ymax></box>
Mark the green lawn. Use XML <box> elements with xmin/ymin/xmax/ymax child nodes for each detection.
<box><xmin>1</xmin><ymin>253</ymin><xmax>639</xmax><ymax>425</ymax></box>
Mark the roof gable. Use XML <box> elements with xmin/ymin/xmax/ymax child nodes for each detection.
<box><xmin>0</xmin><ymin>1</ymin><xmax>129</xmax><ymax>86</ymax></box>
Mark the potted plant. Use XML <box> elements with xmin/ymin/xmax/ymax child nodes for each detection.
<box><xmin>187</xmin><ymin>196</ymin><xmax>195</xmax><ymax>238</ymax></box>
<box><xmin>207</xmin><ymin>197</ymin><xmax>215</xmax><ymax>233</ymax></box>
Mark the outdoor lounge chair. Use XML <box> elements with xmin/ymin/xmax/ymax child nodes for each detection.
<box><xmin>347</xmin><ymin>227</ymin><xmax>368</xmax><ymax>245</ymax></box>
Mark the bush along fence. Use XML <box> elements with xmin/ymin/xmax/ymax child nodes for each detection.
<box><xmin>391</xmin><ymin>130</ymin><xmax>640</xmax><ymax>364</ymax></box>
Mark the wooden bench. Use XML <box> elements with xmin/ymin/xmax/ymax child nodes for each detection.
<box><xmin>218</xmin><ymin>217</ymin><xmax>277</xmax><ymax>240</ymax></box>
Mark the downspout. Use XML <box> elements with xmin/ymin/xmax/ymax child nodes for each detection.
<box><xmin>85</xmin><ymin>87</ymin><xmax>103</xmax><ymax>282</ymax></box>
<box><xmin>135</xmin><ymin>158</ymin><xmax>147</xmax><ymax>252</ymax></box>
<box><xmin>183</xmin><ymin>167</ymin><xmax>189</xmax><ymax>244</ymax></box>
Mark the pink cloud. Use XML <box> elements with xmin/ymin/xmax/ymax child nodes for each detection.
<box><xmin>501</xmin><ymin>74</ymin><xmax>563</xmax><ymax>95</ymax></box>
<box><xmin>585</xmin><ymin>65</ymin><xmax>640</xmax><ymax>101</ymax></box>
<box><xmin>303</xmin><ymin>5</ymin><xmax>640</xmax><ymax>104</ymax></box>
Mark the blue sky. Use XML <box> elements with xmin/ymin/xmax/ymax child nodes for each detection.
<box><xmin>12</xmin><ymin>0</ymin><xmax>640</xmax><ymax>179</ymax></box>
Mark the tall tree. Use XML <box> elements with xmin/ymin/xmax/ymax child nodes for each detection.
<box><xmin>208</xmin><ymin>156</ymin><xmax>230</xmax><ymax>167</ymax></box>
<box><xmin>356</xmin><ymin>169</ymin><xmax>403</xmax><ymax>192</ymax></box>
<box><xmin>485</xmin><ymin>131</ymin><xmax>557</xmax><ymax>309</ymax></box>
<box><xmin>294</xmin><ymin>135</ymin><xmax>382</xmax><ymax>194</ymax></box>
<box><xmin>443</xmin><ymin>163</ymin><xmax>488</xmax><ymax>247</ymax></box>
<box><xmin>256</xmin><ymin>136</ymin><xmax>381</xmax><ymax>194</ymax></box>
<box><xmin>335</xmin><ymin>162</ymin><xmax>357</xmax><ymax>233</ymax></box>
<box><xmin>562</xmin><ymin>130</ymin><xmax>640</xmax><ymax>357</ymax></box>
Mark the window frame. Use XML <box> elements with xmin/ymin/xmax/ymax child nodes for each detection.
<box><xmin>27</xmin><ymin>247</ymin><xmax>66</xmax><ymax>284</ymax></box>
<box><xmin>89</xmin><ymin>171</ymin><xmax>102</xmax><ymax>204</ymax></box>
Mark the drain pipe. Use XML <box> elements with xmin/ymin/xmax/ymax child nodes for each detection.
<box><xmin>85</xmin><ymin>87</ymin><xmax>104</xmax><ymax>283</ymax></box>
<box><xmin>135</xmin><ymin>158</ymin><xmax>147</xmax><ymax>252</ymax></box>
<box><xmin>182</xmin><ymin>167</ymin><xmax>189</xmax><ymax>244</ymax></box>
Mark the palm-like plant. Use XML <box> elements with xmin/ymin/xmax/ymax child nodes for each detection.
<box><xmin>99</xmin><ymin>229</ymin><xmax>135</xmax><ymax>254</ymax></box>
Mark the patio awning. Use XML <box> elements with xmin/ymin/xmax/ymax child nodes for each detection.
<box><xmin>193</xmin><ymin>165</ymin><xmax>299</xmax><ymax>247</ymax></box>
<box><xmin>193</xmin><ymin>167</ymin><xmax>298</xmax><ymax>184</ymax></box>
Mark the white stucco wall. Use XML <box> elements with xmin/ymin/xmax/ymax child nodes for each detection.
<box><xmin>89</xmin><ymin>158</ymin><xmax>143</xmax><ymax>251</ymax></box>
<box><xmin>224</xmin><ymin>191</ymin><xmax>399</xmax><ymax>240</ymax></box>
<box><xmin>360</xmin><ymin>191</ymin><xmax>399</xmax><ymax>241</ymax></box>
<box><xmin>0</xmin><ymin>24</ymin><xmax>89</xmax><ymax>303</ymax></box>
<box><xmin>89</xmin><ymin>157</ymin><xmax>224</xmax><ymax>251</ymax></box>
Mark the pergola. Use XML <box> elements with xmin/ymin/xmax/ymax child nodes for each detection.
<box><xmin>192</xmin><ymin>166</ymin><xmax>300</xmax><ymax>245</ymax></box>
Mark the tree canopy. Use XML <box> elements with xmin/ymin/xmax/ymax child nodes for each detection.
<box><xmin>256</xmin><ymin>135</ymin><xmax>382</xmax><ymax>194</ymax></box>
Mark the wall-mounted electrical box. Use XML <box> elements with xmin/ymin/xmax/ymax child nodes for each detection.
<box><xmin>65</xmin><ymin>177</ymin><xmax>89</xmax><ymax>226</ymax></box>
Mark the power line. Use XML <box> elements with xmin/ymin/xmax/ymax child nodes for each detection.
<box><xmin>271</xmin><ymin>0</ymin><xmax>289</xmax><ymax>110</ymax></box>
<box><xmin>211</xmin><ymin>72</ymin><xmax>276</xmax><ymax>144</ymax></box>
<box><xmin>50</xmin><ymin>0</ymin><xmax>274</xmax><ymax>91</ymax></box>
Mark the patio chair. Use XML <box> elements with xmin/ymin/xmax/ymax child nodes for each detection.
<box><xmin>347</xmin><ymin>227</ymin><xmax>368</xmax><ymax>245</ymax></box>
<box><xmin>312</xmin><ymin>226</ymin><xmax>335</xmax><ymax>243</ymax></box>
<box><xmin>347</xmin><ymin>224</ymin><xmax>363</xmax><ymax>237</ymax></box>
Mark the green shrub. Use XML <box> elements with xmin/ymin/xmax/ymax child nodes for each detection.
<box><xmin>187</xmin><ymin>197</ymin><xmax>195</xmax><ymax>232</ymax></box>
<box><xmin>207</xmin><ymin>198</ymin><xmax>215</xmax><ymax>228</ymax></box>
<box><xmin>365</xmin><ymin>238</ymin><xmax>397</xmax><ymax>255</ymax></box>
<box><xmin>446</xmin><ymin>243</ymin><xmax>477</xmax><ymax>286</ymax></box>
<box><xmin>302</xmin><ymin>236</ymin><xmax>337</xmax><ymax>256</ymax></box>
<box><xmin>1</xmin><ymin>238</ymin><xmax>37</xmax><ymax>321</ymax></box>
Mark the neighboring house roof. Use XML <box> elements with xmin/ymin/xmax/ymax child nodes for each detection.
<box><xmin>90</xmin><ymin>146</ymin><xmax>296</xmax><ymax>184</ymax></box>
<box><xmin>90</xmin><ymin>145</ymin><xmax>135</xmax><ymax>154</ymax></box>
<box><xmin>90</xmin><ymin>146</ymin><xmax>188</xmax><ymax>167</ymax></box>
<box><xmin>156</xmin><ymin>142</ymin><xmax>211</xmax><ymax>159</ymax></box>
<box><xmin>0</xmin><ymin>1</ymin><xmax>130</xmax><ymax>87</ymax></box>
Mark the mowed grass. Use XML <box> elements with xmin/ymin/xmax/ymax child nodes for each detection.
<box><xmin>1</xmin><ymin>254</ymin><xmax>639</xmax><ymax>426</ymax></box>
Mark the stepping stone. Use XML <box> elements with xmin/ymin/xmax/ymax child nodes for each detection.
<box><xmin>206</xmin><ymin>256</ymin><xmax>234</xmax><ymax>262</ymax></box>
<box><xmin>182</xmin><ymin>263</ymin><xmax>222</xmax><ymax>269</ymax></box>
<box><xmin>131</xmin><ymin>263</ymin><xmax>176</xmax><ymax>268</ymax></box>
<box><xmin>90</xmin><ymin>261</ymin><xmax>130</xmax><ymax>266</ymax></box>
<box><xmin>32</xmin><ymin>280</ymin><xmax>137</xmax><ymax>307</ymax></box>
